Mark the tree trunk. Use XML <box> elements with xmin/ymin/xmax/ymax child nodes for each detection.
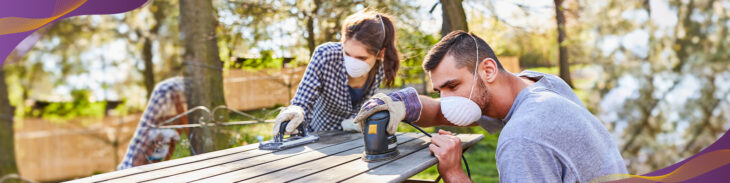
<box><xmin>439</xmin><ymin>0</ymin><xmax>468</xmax><ymax>37</ymax></box>
<box><xmin>305</xmin><ymin>0</ymin><xmax>320</xmax><ymax>57</ymax></box>
<box><xmin>323</xmin><ymin>13</ymin><xmax>342</xmax><ymax>43</ymax></box>
<box><xmin>142</xmin><ymin>0</ymin><xmax>168</xmax><ymax>99</ymax></box>
<box><xmin>554</xmin><ymin>0</ymin><xmax>574</xmax><ymax>88</ymax></box>
<box><xmin>142</xmin><ymin>37</ymin><xmax>155</xmax><ymax>99</ymax></box>
<box><xmin>179</xmin><ymin>0</ymin><xmax>229</xmax><ymax>154</ymax></box>
<box><xmin>306</xmin><ymin>16</ymin><xmax>316</xmax><ymax>57</ymax></box>
<box><xmin>0</xmin><ymin>68</ymin><xmax>18</xmax><ymax>181</ymax></box>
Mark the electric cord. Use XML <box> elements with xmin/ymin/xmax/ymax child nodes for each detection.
<box><xmin>405</xmin><ymin>122</ymin><xmax>472</xmax><ymax>179</ymax></box>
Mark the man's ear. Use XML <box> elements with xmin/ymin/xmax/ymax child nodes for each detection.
<box><xmin>479</xmin><ymin>58</ymin><xmax>499</xmax><ymax>83</ymax></box>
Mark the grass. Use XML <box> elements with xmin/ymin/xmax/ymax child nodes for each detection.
<box><xmin>404</xmin><ymin>125</ymin><xmax>501</xmax><ymax>183</ymax></box>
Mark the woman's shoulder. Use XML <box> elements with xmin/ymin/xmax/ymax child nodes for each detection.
<box><xmin>310</xmin><ymin>42</ymin><xmax>343</xmax><ymax>65</ymax></box>
<box><xmin>313</xmin><ymin>42</ymin><xmax>342</xmax><ymax>56</ymax></box>
<box><xmin>315</xmin><ymin>42</ymin><xmax>342</xmax><ymax>51</ymax></box>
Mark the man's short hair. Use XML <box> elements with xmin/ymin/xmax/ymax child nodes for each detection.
<box><xmin>423</xmin><ymin>31</ymin><xmax>504</xmax><ymax>73</ymax></box>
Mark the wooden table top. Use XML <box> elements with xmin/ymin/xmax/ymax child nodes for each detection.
<box><xmin>68</xmin><ymin>131</ymin><xmax>483</xmax><ymax>183</ymax></box>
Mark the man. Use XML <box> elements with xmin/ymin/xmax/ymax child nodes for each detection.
<box><xmin>354</xmin><ymin>31</ymin><xmax>627</xmax><ymax>182</ymax></box>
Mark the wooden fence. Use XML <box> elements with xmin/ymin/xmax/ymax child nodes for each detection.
<box><xmin>499</xmin><ymin>56</ymin><xmax>521</xmax><ymax>73</ymax></box>
<box><xmin>14</xmin><ymin>114</ymin><xmax>141</xmax><ymax>182</ymax></box>
<box><xmin>223</xmin><ymin>67</ymin><xmax>305</xmax><ymax>111</ymax></box>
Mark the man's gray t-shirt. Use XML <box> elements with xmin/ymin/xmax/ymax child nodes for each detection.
<box><xmin>495</xmin><ymin>70</ymin><xmax>627</xmax><ymax>182</ymax></box>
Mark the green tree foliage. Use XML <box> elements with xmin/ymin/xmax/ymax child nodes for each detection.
<box><xmin>392</xmin><ymin>28</ymin><xmax>440</xmax><ymax>89</ymax></box>
<box><xmin>215</xmin><ymin>0</ymin><xmax>419</xmax><ymax>65</ymax></box>
<box><xmin>587</xmin><ymin>0</ymin><xmax>730</xmax><ymax>173</ymax></box>
<box><xmin>33</xmin><ymin>90</ymin><xmax>106</xmax><ymax>120</ymax></box>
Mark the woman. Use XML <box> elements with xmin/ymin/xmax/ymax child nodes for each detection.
<box><xmin>272</xmin><ymin>9</ymin><xmax>400</xmax><ymax>136</ymax></box>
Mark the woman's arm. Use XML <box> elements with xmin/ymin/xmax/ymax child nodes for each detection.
<box><xmin>289</xmin><ymin>53</ymin><xmax>324</xmax><ymax>122</ymax></box>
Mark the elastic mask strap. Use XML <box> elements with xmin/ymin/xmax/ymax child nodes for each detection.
<box><xmin>376</xmin><ymin>14</ymin><xmax>386</xmax><ymax>60</ymax></box>
<box><xmin>468</xmin><ymin>34</ymin><xmax>479</xmax><ymax>99</ymax></box>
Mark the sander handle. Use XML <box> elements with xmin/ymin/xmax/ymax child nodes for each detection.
<box><xmin>274</xmin><ymin>121</ymin><xmax>289</xmax><ymax>142</ymax></box>
<box><xmin>274</xmin><ymin>120</ymin><xmax>309</xmax><ymax>143</ymax></box>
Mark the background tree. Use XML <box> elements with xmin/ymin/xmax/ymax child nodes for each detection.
<box><xmin>179</xmin><ymin>0</ymin><xmax>229</xmax><ymax>153</ymax></box>
<box><xmin>0</xmin><ymin>67</ymin><xmax>18</xmax><ymax>182</ymax></box>
<box><xmin>139</xmin><ymin>0</ymin><xmax>169</xmax><ymax>98</ymax></box>
<box><xmin>219</xmin><ymin>0</ymin><xmax>419</xmax><ymax>62</ymax></box>
<box><xmin>432</xmin><ymin>0</ymin><xmax>468</xmax><ymax>37</ymax></box>
<box><xmin>439</xmin><ymin>0</ymin><xmax>468</xmax><ymax>37</ymax></box>
<box><xmin>554</xmin><ymin>0</ymin><xmax>574</xmax><ymax>87</ymax></box>
<box><xmin>588</xmin><ymin>0</ymin><xmax>730</xmax><ymax>173</ymax></box>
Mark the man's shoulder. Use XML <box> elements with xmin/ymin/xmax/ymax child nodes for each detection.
<box><xmin>515</xmin><ymin>89</ymin><xmax>582</xmax><ymax>115</ymax></box>
<box><xmin>500</xmin><ymin>90</ymin><xmax>594</xmax><ymax>141</ymax></box>
<box><xmin>518</xmin><ymin>70</ymin><xmax>585</xmax><ymax>106</ymax></box>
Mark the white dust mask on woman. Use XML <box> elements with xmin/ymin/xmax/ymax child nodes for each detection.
<box><xmin>440</xmin><ymin>34</ymin><xmax>484</xmax><ymax>126</ymax></box>
<box><xmin>343</xmin><ymin>14</ymin><xmax>386</xmax><ymax>78</ymax></box>
<box><xmin>344</xmin><ymin>55</ymin><xmax>373</xmax><ymax>77</ymax></box>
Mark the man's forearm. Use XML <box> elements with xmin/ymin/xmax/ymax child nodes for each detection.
<box><xmin>442</xmin><ymin>169</ymin><xmax>472</xmax><ymax>183</ymax></box>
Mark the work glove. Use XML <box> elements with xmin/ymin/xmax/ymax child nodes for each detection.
<box><xmin>353</xmin><ymin>87</ymin><xmax>422</xmax><ymax>135</ymax></box>
<box><xmin>341</xmin><ymin>118</ymin><xmax>361</xmax><ymax>132</ymax></box>
<box><xmin>272</xmin><ymin>105</ymin><xmax>305</xmax><ymax>137</ymax></box>
<box><xmin>146</xmin><ymin>129</ymin><xmax>180</xmax><ymax>161</ymax></box>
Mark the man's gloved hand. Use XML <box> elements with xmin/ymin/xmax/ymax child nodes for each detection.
<box><xmin>272</xmin><ymin>105</ymin><xmax>305</xmax><ymax>137</ymax></box>
<box><xmin>353</xmin><ymin>87</ymin><xmax>422</xmax><ymax>135</ymax></box>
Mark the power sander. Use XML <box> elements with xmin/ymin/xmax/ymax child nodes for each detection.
<box><xmin>360</xmin><ymin>110</ymin><xmax>472</xmax><ymax>178</ymax></box>
<box><xmin>259</xmin><ymin>121</ymin><xmax>319</xmax><ymax>151</ymax></box>
<box><xmin>361</xmin><ymin>111</ymin><xmax>399</xmax><ymax>162</ymax></box>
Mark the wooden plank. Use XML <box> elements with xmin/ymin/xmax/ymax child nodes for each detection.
<box><xmin>157</xmin><ymin>133</ymin><xmax>416</xmax><ymax>183</ymax></box>
<box><xmin>66</xmin><ymin>131</ymin><xmax>351</xmax><ymax>183</ymax></box>
<box><xmin>66</xmin><ymin>143</ymin><xmax>259</xmax><ymax>183</ymax></box>
<box><xmin>108</xmin><ymin>131</ymin><xmax>361</xmax><ymax>183</ymax></box>
<box><xmin>344</xmin><ymin>134</ymin><xmax>484</xmax><ymax>183</ymax></box>
<box><xmin>292</xmin><ymin>134</ymin><xmax>483</xmax><ymax>183</ymax></box>
<box><xmin>239</xmin><ymin>134</ymin><xmax>433</xmax><ymax>183</ymax></box>
<box><xmin>68</xmin><ymin>132</ymin><xmax>484</xmax><ymax>183</ymax></box>
<box><xmin>195</xmin><ymin>133</ymin><xmax>427</xmax><ymax>183</ymax></box>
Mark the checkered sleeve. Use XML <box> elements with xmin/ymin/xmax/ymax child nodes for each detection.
<box><xmin>117</xmin><ymin>78</ymin><xmax>183</xmax><ymax>170</ymax></box>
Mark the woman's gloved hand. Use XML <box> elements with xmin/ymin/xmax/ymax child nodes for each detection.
<box><xmin>353</xmin><ymin>87</ymin><xmax>422</xmax><ymax>135</ymax></box>
<box><xmin>272</xmin><ymin>105</ymin><xmax>305</xmax><ymax>137</ymax></box>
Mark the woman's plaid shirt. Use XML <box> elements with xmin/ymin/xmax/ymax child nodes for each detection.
<box><xmin>291</xmin><ymin>42</ymin><xmax>384</xmax><ymax>132</ymax></box>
